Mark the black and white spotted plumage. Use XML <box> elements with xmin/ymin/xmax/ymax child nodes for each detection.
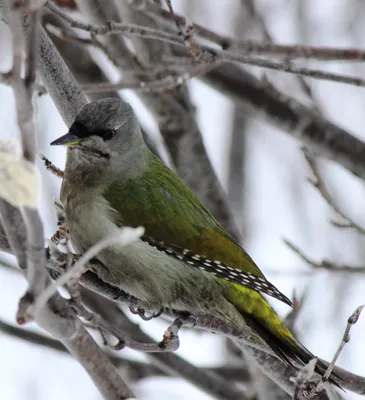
<box><xmin>141</xmin><ymin>235</ymin><xmax>293</xmax><ymax>307</ymax></box>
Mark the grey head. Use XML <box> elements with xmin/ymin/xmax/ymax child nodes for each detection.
<box><xmin>51</xmin><ymin>98</ymin><xmax>145</xmax><ymax>162</ymax></box>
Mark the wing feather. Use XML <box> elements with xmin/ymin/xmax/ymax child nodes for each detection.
<box><xmin>104</xmin><ymin>155</ymin><xmax>263</xmax><ymax>277</ymax></box>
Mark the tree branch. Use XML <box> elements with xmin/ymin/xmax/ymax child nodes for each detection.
<box><xmin>46</xmin><ymin>2</ymin><xmax>365</xmax><ymax>88</ymax></box>
<box><xmin>204</xmin><ymin>64</ymin><xmax>365</xmax><ymax>182</ymax></box>
<box><xmin>0</xmin><ymin>3</ymin><xmax>135</xmax><ymax>398</ymax></box>
<box><xmin>303</xmin><ymin>149</ymin><xmax>365</xmax><ymax>235</ymax></box>
<box><xmin>285</xmin><ymin>239</ymin><xmax>365</xmax><ymax>274</ymax></box>
<box><xmin>81</xmin><ymin>288</ymin><xmax>249</xmax><ymax>400</ymax></box>
<box><xmin>133</xmin><ymin>0</ymin><xmax>365</xmax><ymax>62</ymax></box>
<box><xmin>77</xmin><ymin>266</ymin><xmax>363</xmax><ymax>397</ymax></box>
<box><xmin>1</xmin><ymin>2</ymin><xmax>363</xmax><ymax>398</ymax></box>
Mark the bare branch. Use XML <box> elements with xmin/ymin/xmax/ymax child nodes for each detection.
<box><xmin>64</xmin><ymin>322</ymin><xmax>136</xmax><ymax>400</ymax></box>
<box><xmin>8</xmin><ymin>4</ymin><xmax>47</xmax><ymax>323</ymax></box>
<box><xmin>0</xmin><ymin>199</ymin><xmax>27</xmax><ymax>269</ymax></box>
<box><xmin>284</xmin><ymin>291</ymin><xmax>307</xmax><ymax>333</ymax></box>
<box><xmin>0</xmin><ymin>5</ymin><xmax>136</xmax><ymax>398</ymax></box>
<box><xmin>69</xmin><ymin>285</ymin><xmax>181</xmax><ymax>354</ymax></box>
<box><xmin>135</xmin><ymin>0</ymin><xmax>365</xmax><ymax>62</ymax></box>
<box><xmin>46</xmin><ymin>2</ymin><xmax>365</xmax><ymax>88</ymax></box>
<box><xmin>44</xmin><ymin>21</ymin><xmax>135</xmax><ymax>70</ymax></box>
<box><xmin>204</xmin><ymin>64</ymin><xmax>365</xmax><ymax>182</ymax></box>
<box><xmin>0</xmin><ymin>205</ymin><xmax>135</xmax><ymax>400</ymax></box>
<box><xmin>0</xmin><ymin>317</ymin><xmax>250</xmax><ymax>384</ymax></box>
<box><xmin>79</xmin><ymin>263</ymin><xmax>365</xmax><ymax>395</ymax></box>
<box><xmin>303</xmin><ymin>149</ymin><xmax>365</xmax><ymax>235</ymax></box>
<box><xmin>284</xmin><ymin>239</ymin><xmax>365</xmax><ymax>274</ymax></box>
<box><xmin>163</xmin><ymin>0</ymin><xmax>196</xmax><ymax>57</ymax></box>
<box><xmin>0</xmin><ymin>3</ymin><xmax>361</xmax><ymax>398</ymax></box>
<box><xmin>0</xmin><ymin>216</ymin><xmax>361</xmax><ymax>398</ymax></box>
<box><xmin>323</xmin><ymin>305</ymin><xmax>364</xmax><ymax>382</ymax></box>
<box><xmin>46</xmin><ymin>1</ymin><xmax>182</xmax><ymax>45</ymax></box>
<box><xmin>34</xmin><ymin>227</ymin><xmax>144</xmax><ymax>314</ymax></box>
<box><xmin>293</xmin><ymin>306</ymin><xmax>363</xmax><ymax>399</ymax></box>
<box><xmin>36</xmin><ymin>21</ymin><xmax>88</xmax><ymax>124</ymax></box>
<box><xmin>76</xmin><ymin>64</ymin><xmax>215</xmax><ymax>93</ymax></box>
<box><xmin>80</xmin><ymin>288</ymin><xmax>250</xmax><ymax>400</ymax></box>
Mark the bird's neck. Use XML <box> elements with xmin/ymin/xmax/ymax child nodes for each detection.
<box><xmin>60</xmin><ymin>147</ymin><xmax>109</xmax><ymax>215</ymax></box>
<box><xmin>61</xmin><ymin>141</ymin><xmax>152</xmax><ymax>203</ymax></box>
<box><xmin>63</xmin><ymin>147</ymin><xmax>108</xmax><ymax>187</ymax></box>
<box><xmin>111</xmin><ymin>138</ymin><xmax>151</xmax><ymax>181</ymax></box>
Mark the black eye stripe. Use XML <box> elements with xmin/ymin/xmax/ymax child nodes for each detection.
<box><xmin>98</xmin><ymin>129</ymin><xmax>115</xmax><ymax>141</ymax></box>
<box><xmin>70</xmin><ymin>122</ymin><xmax>115</xmax><ymax>141</ymax></box>
<box><xmin>70</xmin><ymin>122</ymin><xmax>88</xmax><ymax>138</ymax></box>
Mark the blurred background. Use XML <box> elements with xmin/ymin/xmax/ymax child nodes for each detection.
<box><xmin>1</xmin><ymin>0</ymin><xmax>365</xmax><ymax>399</ymax></box>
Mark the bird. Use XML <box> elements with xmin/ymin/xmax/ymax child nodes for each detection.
<box><xmin>50</xmin><ymin>98</ymin><xmax>334</xmax><ymax>382</ymax></box>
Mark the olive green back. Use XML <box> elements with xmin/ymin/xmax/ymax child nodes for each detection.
<box><xmin>104</xmin><ymin>153</ymin><xmax>263</xmax><ymax>277</ymax></box>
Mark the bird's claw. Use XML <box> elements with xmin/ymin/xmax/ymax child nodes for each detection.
<box><xmin>129</xmin><ymin>305</ymin><xmax>164</xmax><ymax>321</ymax></box>
<box><xmin>158</xmin><ymin>314</ymin><xmax>192</xmax><ymax>351</ymax></box>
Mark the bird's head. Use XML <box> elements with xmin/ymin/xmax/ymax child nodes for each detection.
<box><xmin>51</xmin><ymin>98</ymin><xmax>143</xmax><ymax>160</ymax></box>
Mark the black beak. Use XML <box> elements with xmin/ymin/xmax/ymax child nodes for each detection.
<box><xmin>50</xmin><ymin>132</ymin><xmax>81</xmax><ymax>146</ymax></box>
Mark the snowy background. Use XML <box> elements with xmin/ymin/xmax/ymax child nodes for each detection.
<box><xmin>1</xmin><ymin>0</ymin><xmax>365</xmax><ymax>399</ymax></box>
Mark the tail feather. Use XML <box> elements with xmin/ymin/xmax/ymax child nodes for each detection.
<box><xmin>243</xmin><ymin>313</ymin><xmax>342</xmax><ymax>387</ymax></box>
<box><xmin>222</xmin><ymin>282</ymin><xmax>342</xmax><ymax>387</ymax></box>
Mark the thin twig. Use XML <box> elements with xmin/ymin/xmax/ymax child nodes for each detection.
<box><xmin>0</xmin><ymin>318</ymin><xmax>156</xmax><ymax>378</ymax></box>
<box><xmin>79</xmin><ymin>63</ymin><xmax>217</xmax><ymax>93</ymax></box>
<box><xmin>73</xmin><ymin>297</ymin><xmax>184</xmax><ymax>354</ymax></box>
<box><xmin>33</xmin><ymin>227</ymin><xmax>144</xmax><ymax>315</ymax></box>
<box><xmin>284</xmin><ymin>239</ymin><xmax>365</xmax><ymax>274</ymax></box>
<box><xmin>137</xmin><ymin>0</ymin><xmax>365</xmax><ymax>62</ymax></box>
<box><xmin>46</xmin><ymin>1</ymin><xmax>183</xmax><ymax>45</ymax></box>
<box><xmin>12</xmin><ymin>64</ymin><xmax>216</xmax><ymax>94</ymax></box>
<box><xmin>284</xmin><ymin>290</ymin><xmax>307</xmax><ymax>333</ymax></box>
<box><xmin>163</xmin><ymin>0</ymin><xmax>196</xmax><ymax>56</ymax></box>
<box><xmin>0</xmin><ymin>316</ymin><xmax>249</xmax><ymax>383</ymax></box>
<box><xmin>0</xmin><ymin>2</ymin><xmax>358</xmax><ymax>396</ymax></box>
<box><xmin>163</xmin><ymin>0</ymin><xmax>184</xmax><ymax>37</ymax></box>
<box><xmin>81</xmin><ymin>288</ymin><xmax>249</xmax><ymax>399</ymax></box>
<box><xmin>303</xmin><ymin>149</ymin><xmax>365</xmax><ymax>235</ymax></box>
<box><xmin>294</xmin><ymin>306</ymin><xmax>363</xmax><ymax>398</ymax></box>
<box><xmin>51</xmin><ymin>259</ymin><xmax>189</xmax><ymax>362</ymax></box>
<box><xmin>44</xmin><ymin>22</ymin><xmax>128</xmax><ymax>70</ymax></box>
<box><xmin>46</xmin><ymin>2</ymin><xmax>365</xmax><ymax>89</ymax></box>
<box><xmin>2</xmin><ymin>235</ymin><xmax>360</xmax><ymax>396</ymax></box>
<box><xmin>211</xmin><ymin>54</ymin><xmax>365</xmax><ymax>88</ymax></box>
<box><xmin>323</xmin><ymin>305</ymin><xmax>364</xmax><ymax>382</ymax></box>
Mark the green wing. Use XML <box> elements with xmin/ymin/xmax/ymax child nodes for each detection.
<box><xmin>104</xmin><ymin>153</ymin><xmax>262</xmax><ymax>277</ymax></box>
<box><xmin>104</xmin><ymin>154</ymin><xmax>322</xmax><ymax>372</ymax></box>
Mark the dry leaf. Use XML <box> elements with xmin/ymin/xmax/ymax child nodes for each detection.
<box><xmin>0</xmin><ymin>141</ymin><xmax>38</xmax><ymax>208</ymax></box>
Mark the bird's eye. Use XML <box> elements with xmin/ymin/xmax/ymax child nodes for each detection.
<box><xmin>102</xmin><ymin>129</ymin><xmax>116</xmax><ymax>141</ymax></box>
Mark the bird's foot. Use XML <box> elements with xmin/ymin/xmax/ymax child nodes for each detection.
<box><xmin>51</xmin><ymin>198</ymin><xmax>71</xmax><ymax>249</ymax></box>
<box><xmin>158</xmin><ymin>317</ymin><xmax>183</xmax><ymax>351</ymax></box>
<box><xmin>129</xmin><ymin>305</ymin><xmax>164</xmax><ymax>321</ymax></box>
<box><xmin>158</xmin><ymin>313</ymin><xmax>197</xmax><ymax>351</ymax></box>
<box><xmin>39</xmin><ymin>153</ymin><xmax>64</xmax><ymax>178</ymax></box>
